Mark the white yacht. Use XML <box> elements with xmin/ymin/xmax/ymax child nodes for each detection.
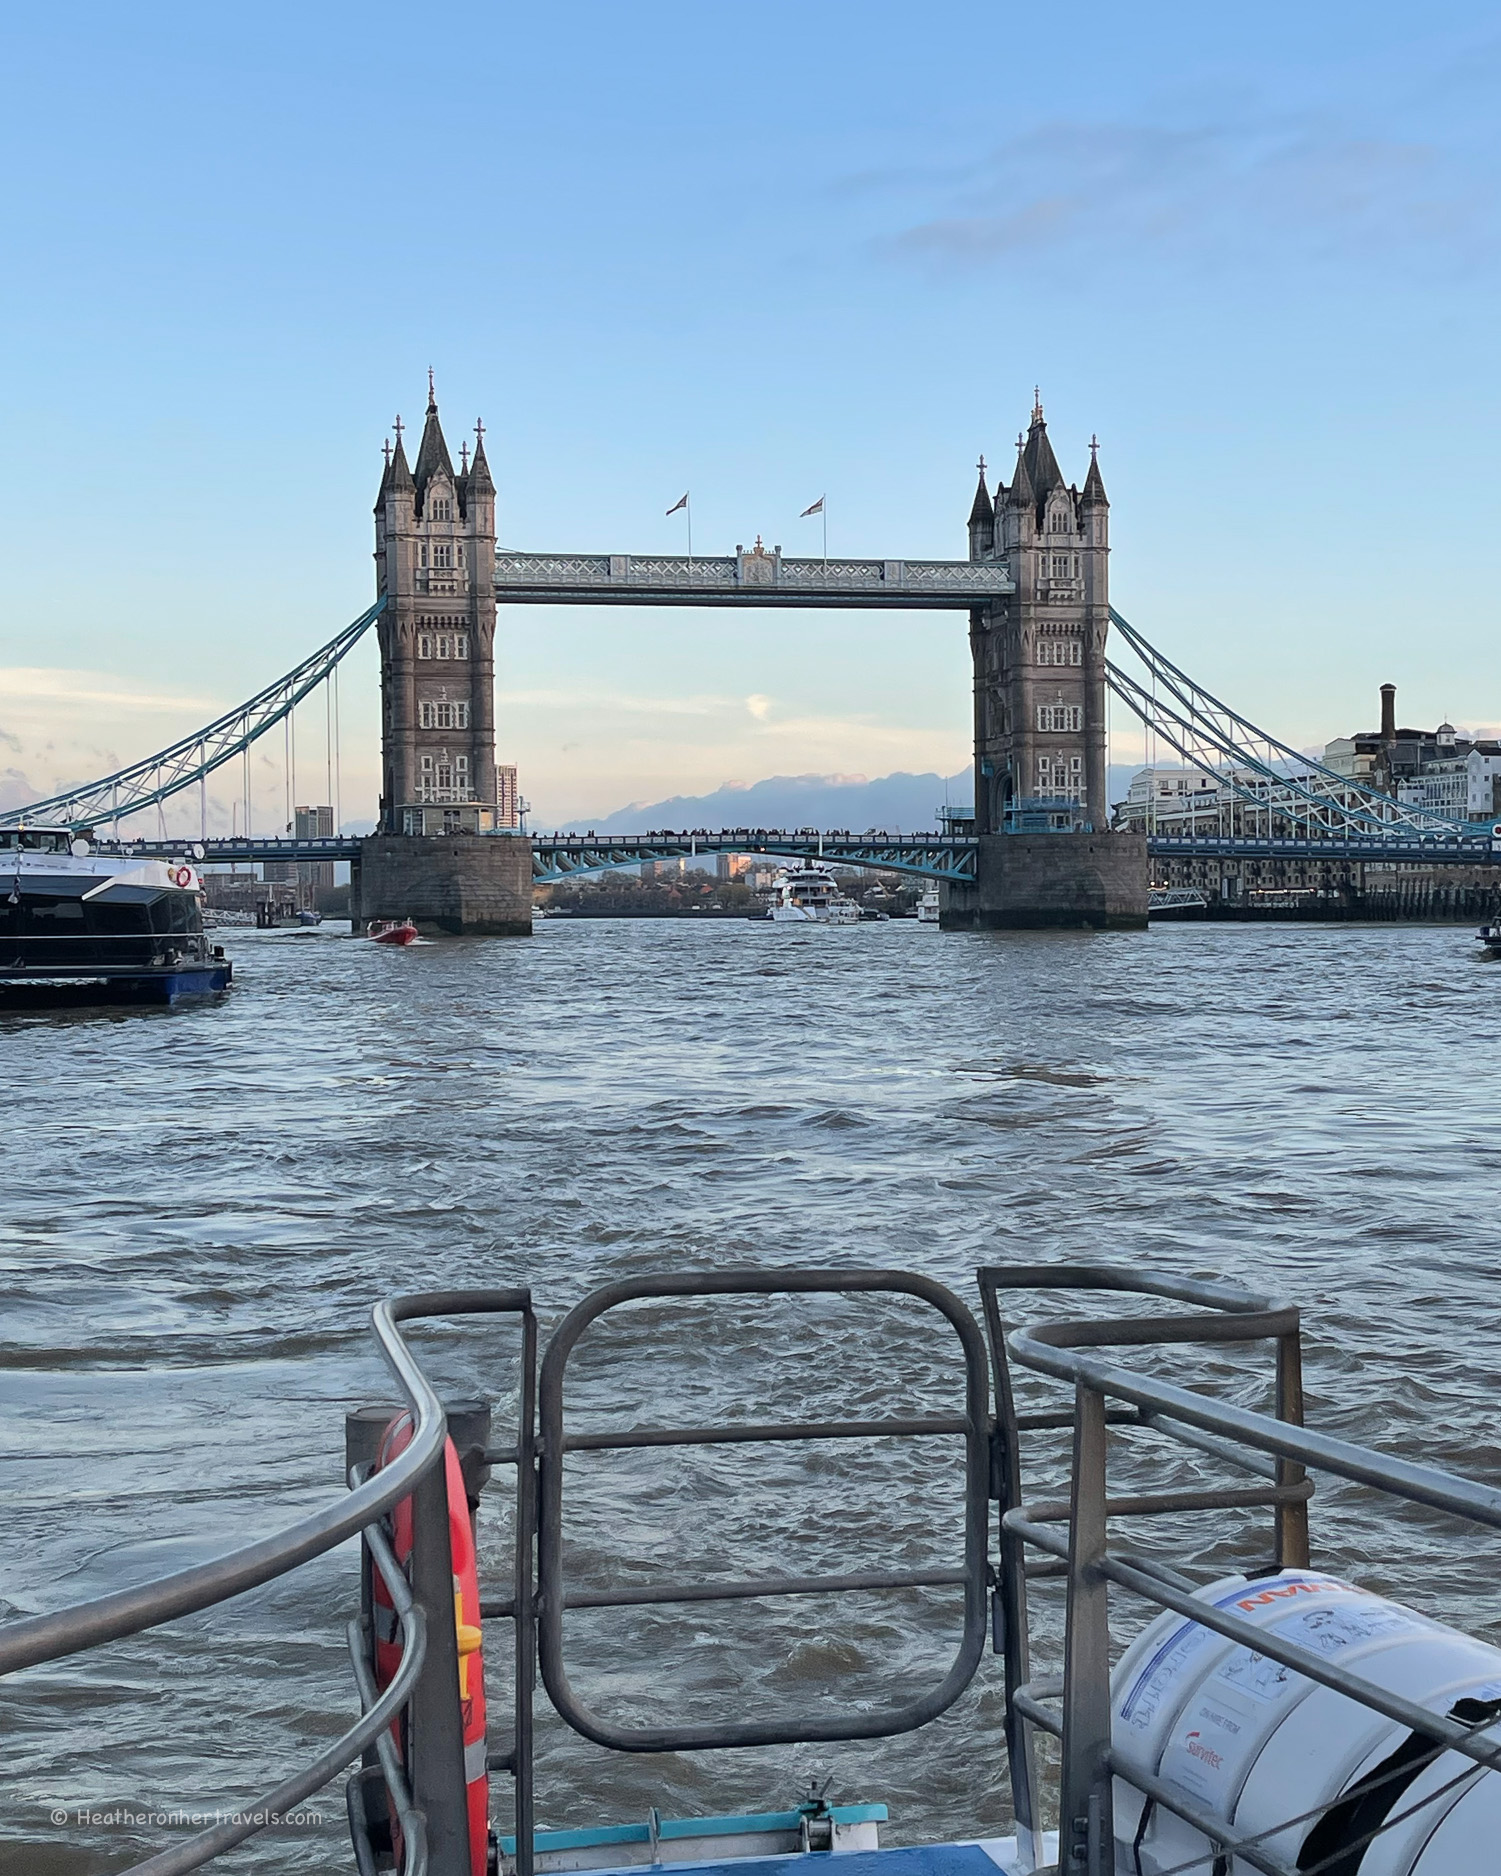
<box><xmin>767</xmin><ymin>861</ymin><xmax>862</xmax><ymax>923</ymax></box>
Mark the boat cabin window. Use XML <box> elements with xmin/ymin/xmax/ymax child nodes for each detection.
<box><xmin>87</xmin><ymin>900</ymin><xmax>153</xmax><ymax>935</ymax></box>
<box><xmin>19</xmin><ymin>896</ymin><xmax>85</xmax><ymax>922</ymax></box>
<box><xmin>149</xmin><ymin>894</ymin><xmax>197</xmax><ymax>934</ymax></box>
<box><xmin>0</xmin><ymin>830</ymin><xmax>69</xmax><ymax>853</ymax></box>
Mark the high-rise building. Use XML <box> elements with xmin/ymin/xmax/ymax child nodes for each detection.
<box><xmin>293</xmin><ymin>804</ymin><xmax>336</xmax><ymax>890</ymax></box>
<box><xmin>965</xmin><ymin>395</ymin><xmax>1109</xmax><ymax>835</ymax></box>
<box><xmin>373</xmin><ymin>379</ymin><xmax>506</xmax><ymax>837</ymax></box>
<box><xmin>496</xmin><ymin>764</ymin><xmax>519</xmax><ymax>830</ymax></box>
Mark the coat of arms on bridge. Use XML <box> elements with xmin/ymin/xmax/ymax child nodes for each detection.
<box><xmin>737</xmin><ymin>536</ymin><xmax>779</xmax><ymax>586</ymax></box>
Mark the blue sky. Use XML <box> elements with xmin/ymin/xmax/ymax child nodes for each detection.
<box><xmin>1</xmin><ymin>1</ymin><xmax>1498</xmax><ymax>828</ymax></box>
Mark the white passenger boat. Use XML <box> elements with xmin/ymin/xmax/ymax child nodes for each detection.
<box><xmin>917</xmin><ymin>885</ymin><xmax>940</xmax><ymax>923</ymax></box>
<box><xmin>11</xmin><ymin>1262</ymin><xmax>1501</xmax><ymax>1875</ymax></box>
<box><xmin>0</xmin><ymin>826</ymin><xmax>232</xmax><ymax>1007</ymax></box>
<box><xmin>767</xmin><ymin>861</ymin><xmax>862</xmax><ymax>923</ymax></box>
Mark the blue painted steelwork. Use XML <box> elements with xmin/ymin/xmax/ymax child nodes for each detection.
<box><xmin>530</xmin><ymin>832</ymin><xmax>979</xmax><ymax>884</ymax></box>
<box><xmin>1148</xmin><ymin>832</ymin><xmax>1500</xmax><ymax>861</ymax></box>
<box><xmin>120</xmin><ymin>826</ymin><xmax>1501</xmax><ymax>880</ymax></box>
<box><xmin>1105</xmin><ymin>609</ymin><xmax>1472</xmax><ymax>841</ymax></box>
<box><xmin>492</xmin><ymin>550</ymin><xmax>1013</xmax><ymax>609</ymax></box>
<box><xmin>131</xmin><ymin>836</ymin><xmax>364</xmax><ymax>865</ymax></box>
<box><xmin>0</xmin><ymin>601</ymin><xmax>384</xmax><ymax>835</ymax></box>
<box><xmin>15</xmin><ymin>581</ymin><xmax>1493</xmax><ymax>870</ymax></box>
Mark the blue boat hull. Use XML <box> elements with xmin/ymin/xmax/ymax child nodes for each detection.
<box><xmin>0</xmin><ymin>962</ymin><xmax>233</xmax><ymax>1009</ymax></box>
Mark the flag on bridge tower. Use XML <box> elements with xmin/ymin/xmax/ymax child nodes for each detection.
<box><xmin>800</xmin><ymin>495</ymin><xmax>828</xmax><ymax>565</ymax></box>
<box><xmin>666</xmin><ymin>491</ymin><xmax>692</xmax><ymax>562</ymax></box>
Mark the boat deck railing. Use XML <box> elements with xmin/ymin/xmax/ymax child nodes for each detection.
<box><xmin>989</xmin><ymin>1265</ymin><xmax>1501</xmax><ymax>1876</ymax></box>
<box><xmin>0</xmin><ymin>1291</ymin><xmax>526</xmax><ymax>1875</ymax></box>
<box><xmin>6</xmin><ymin>1267</ymin><xmax>1501</xmax><ymax>1876</ymax></box>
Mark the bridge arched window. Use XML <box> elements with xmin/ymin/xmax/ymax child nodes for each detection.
<box><xmin>418</xmin><ymin>634</ymin><xmax>433</xmax><ymax>658</ymax></box>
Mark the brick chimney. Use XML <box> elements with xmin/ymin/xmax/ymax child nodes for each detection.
<box><xmin>1379</xmin><ymin>683</ymin><xmax>1397</xmax><ymax>745</ymax></box>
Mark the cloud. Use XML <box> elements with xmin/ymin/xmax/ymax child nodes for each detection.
<box><xmin>745</xmin><ymin>693</ymin><xmax>773</xmax><ymax>719</ymax></box>
<box><xmin>0</xmin><ymin>767</ymin><xmax>38</xmax><ymax>812</ymax></box>
<box><xmin>873</xmin><ymin>109</ymin><xmax>1495</xmax><ymax>277</ymax></box>
<box><xmin>0</xmin><ymin>668</ymin><xmax>222</xmax><ymax>713</ymax></box>
<box><xmin>498</xmin><ymin>687</ymin><xmax>740</xmax><ymax>718</ymax></box>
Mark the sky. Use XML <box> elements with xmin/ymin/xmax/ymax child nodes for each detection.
<box><xmin>1</xmin><ymin>1</ymin><xmax>1499</xmax><ymax>831</ymax></box>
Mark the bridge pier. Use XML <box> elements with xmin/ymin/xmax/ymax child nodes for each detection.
<box><xmin>941</xmin><ymin>834</ymin><xmax>1148</xmax><ymax>931</ymax></box>
<box><xmin>352</xmin><ymin>834</ymin><xmax>533</xmax><ymax>936</ymax></box>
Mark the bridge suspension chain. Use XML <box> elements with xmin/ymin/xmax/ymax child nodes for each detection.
<box><xmin>1106</xmin><ymin>607</ymin><xmax>1471</xmax><ymax>840</ymax></box>
<box><xmin>0</xmin><ymin>600</ymin><xmax>384</xmax><ymax>834</ymax></box>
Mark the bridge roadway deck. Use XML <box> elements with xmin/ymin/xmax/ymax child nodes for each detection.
<box><xmin>490</xmin><ymin>551</ymin><xmax>1015</xmax><ymax>609</ymax></box>
<box><xmin>125</xmin><ymin>828</ymin><xmax>1501</xmax><ymax>885</ymax></box>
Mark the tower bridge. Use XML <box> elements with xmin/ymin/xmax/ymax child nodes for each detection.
<box><xmin>5</xmin><ymin>382</ymin><xmax>1488</xmax><ymax>934</ymax></box>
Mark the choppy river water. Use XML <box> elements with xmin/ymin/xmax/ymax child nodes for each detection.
<box><xmin>4</xmin><ymin>917</ymin><xmax>1501</xmax><ymax>1874</ymax></box>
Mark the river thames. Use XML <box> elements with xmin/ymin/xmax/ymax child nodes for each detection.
<box><xmin>3</xmin><ymin>917</ymin><xmax>1500</xmax><ymax>1873</ymax></box>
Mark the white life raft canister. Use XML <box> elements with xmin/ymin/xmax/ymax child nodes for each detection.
<box><xmin>1109</xmin><ymin>1569</ymin><xmax>1501</xmax><ymax>1874</ymax></box>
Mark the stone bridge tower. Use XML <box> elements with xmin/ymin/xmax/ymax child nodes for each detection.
<box><xmin>373</xmin><ymin>378</ymin><xmax>500</xmax><ymax>835</ymax></box>
<box><xmin>966</xmin><ymin>394</ymin><xmax>1109</xmax><ymax>835</ymax></box>
<box><xmin>949</xmin><ymin>395</ymin><xmax>1146</xmax><ymax>928</ymax></box>
<box><xmin>355</xmin><ymin>379</ymin><xmax>531</xmax><ymax>937</ymax></box>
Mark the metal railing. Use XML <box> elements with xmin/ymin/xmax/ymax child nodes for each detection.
<box><xmin>1</xmin><ymin>1272</ymin><xmax>995</xmax><ymax>1876</ymax></box>
<box><xmin>13</xmin><ymin>1264</ymin><xmax>1501</xmax><ymax>1876</ymax></box>
<box><xmin>987</xmin><ymin>1265</ymin><xmax>1501</xmax><ymax>1876</ymax></box>
<box><xmin>530</xmin><ymin>1269</ymin><xmax>992</xmax><ymax>1753</ymax></box>
<box><xmin>0</xmin><ymin>1290</ymin><xmax>524</xmax><ymax>1876</ymax></box>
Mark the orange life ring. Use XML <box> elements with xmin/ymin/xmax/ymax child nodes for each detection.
<box><xmin>371</xmin><ymin>1414</ymin><xmax>489</xmax><ymax>1876</ymax></box>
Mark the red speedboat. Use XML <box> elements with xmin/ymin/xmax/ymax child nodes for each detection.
<box><xmin>368</xmin><ymin>918</ymin><xmax>420</xmax><ymax>946</ymax></box>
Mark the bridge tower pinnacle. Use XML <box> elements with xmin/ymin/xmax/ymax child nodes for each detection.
<box><xmin>945</xmin><ymin>397</ymin><xmax>1141</xmax><ymax>928</ymax></box>
<box><xmin>966</xmin><ymin>396</ymin><xmax>1109</xmax><ymax>838</ymax></box>
<box><xmin>373</xmin><ymin>383</ymin><xmax>501</xmax><ymax>834</ymax></box>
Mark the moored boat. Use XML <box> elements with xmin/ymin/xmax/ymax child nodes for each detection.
<box><xmin>0</xmin><ymin>827</ymin><xmax>231</xmax><ymax>1008</ymax></box>
<box><xmin>1476</xmin><ymin>922</ymin><xmax>1501</xmax><ymax>959</ymax></box>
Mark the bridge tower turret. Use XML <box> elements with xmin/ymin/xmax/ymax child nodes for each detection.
<box><xmin>969</xmin><ymin>394</ymin><xmax>1108</xmax><ymax>837</ymax></box>
<box><xmin>953</xmin><ymin>395</ymin><xmax>1143</xmax><ymax>928</ymax></box>
<box><xmin>967</xmin><ymin>459</ymin><xmax>994</xmax><ymax>559</ymax></box>
<box><xmin>373</xmin><ymin>378</ymin><xmax>501</xmax><ymax>836</ymax></box>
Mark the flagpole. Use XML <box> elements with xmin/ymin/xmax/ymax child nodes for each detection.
<box><xmin>823</xmin><ymin>499</ymin><xmax>828</xmax><ymax>570</ymax></box>
<box><xmin>667</xmin><ymin>492</ymin><xmax>692</xmax><ymax>580</ymax></box>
